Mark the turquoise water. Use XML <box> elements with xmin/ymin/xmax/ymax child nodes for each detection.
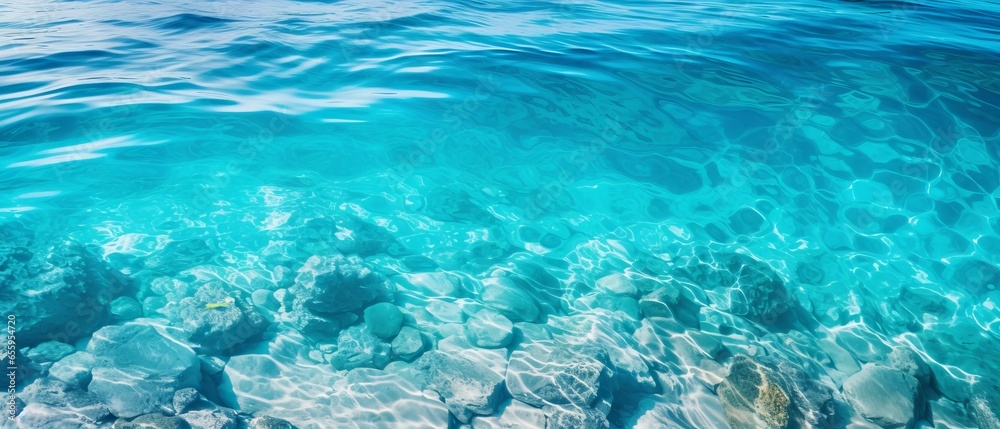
<box><xmin>2</xmin><ymin>0</ymin><xmax>1000</xmax><ymax>428</ymax></box>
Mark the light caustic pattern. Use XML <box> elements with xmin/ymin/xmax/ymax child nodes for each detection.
<box><xmin>0</xmin><ymin>0</ymin><xmax>999</xmax><ymax>428</ymax></box>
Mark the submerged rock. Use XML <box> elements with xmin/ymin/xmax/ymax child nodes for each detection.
<box><xmin>718</xmin><ymin>356</ymin><xmax>792</xmax><ymax>429</ymax></box>
<box><xmin>330</xmin><ymin>325</ymin><xmax>391</xmax><ymax>370</ymax></box>
<box><xmin>363</xmin><ymin>302</ymin><xmax>404</xmax><ymax>340</ymax></box>
<box><xmin>0</xmin><ymin>226</ymin><xmax>131</xmax><ymax>346</ymax></box>
<box><xmin>886</xmin><ymin>346</ymin><xmax>932</xmax><ymax>387</ymax></box>
<box><xmin>842</xmin><ymin>364</ymin><xmax>919</xmax><ymax>428</ymax></box>
<box><xmin>470</xmin><ymin>399</ymin><xmax>547</xmax><ymax>429</ymax></box>
<box><xmin>547</xmin><ymin>310</ymin><xmax>655</xmax><ymax>394</ymax></box>
<box><xmin>17</xmin><ymin>378</ymin><xmax>111</xmax><ymax>428</ymax></box>
<box><xmin>481</xmin><ymin>277</ymin><xmax>540</xmax><ymax>322</ymax></box>
<box><xmin>718</xmin><ymin>355</ymin><xmax>836</xmax><ymax>429</ymax></box>
<box><xmin>173</xmin><ymin>283</ymin><xmax>269</xmax><ymax>353</ymax></box>
<box><xmin>179</xmin><ymin>407</ymin><xmax>239</xmax><ymax>429</ymax></box>
<box><xmin>466</xmin><ymin>309</ymin><xmax>514</xmax><ymax>348</ymax></box>
<box><xmin>678</xmin><ymin>253</ymin><xmax>794</xmax><ymax>326</ymax></box>
<box><xmin>419</xmin><ymin>351</ymin><xmax>507</xmax><ymax>423</ymax></box>
<box><xmin>296</xmin><ymin>215</ymin><xmax>406</xmax><ymax>258</ymax></box>
<box><xmin>172</xmin><ymin>388</ymin><xmax>200</xmax><ymax>415</ymax></box>
<box><xmin>638</xmin><ymin>282</ymin><xmax>682</xmax><ymax>318</ymax></box>
<box><xmin>247</xmin><ymin>416</ymin><xmax>297</xmax><ymax>429</ymax></box>
<box><xmin>966</xmin><ymin>382</ymin><xmax>1000</xmax><ymax>429</ymax></box>
<box><xmin>544</xmin><ymin>404</ymin><xmax>611</xmax><ymax>429</ymax></box>
<box><xmin>22</xmin><ymin>341</ymin><xmax>74</xmax><ymax>364</ymax></box>
<box><xmin>110</xmin><ymin>296</ymin><xmax>144</xmax><ymax>322</ymax></box>
<box><xmin>87</xmin><ymin>323</ymin><xmax>202</xmax><ymax>418</ymax></box>
<box><xmin>49</xmin><ymin>351</ymin><xmax>96</xmax><ymax>389</ymax></box>
<box><xmin>390</xmin><ymin>326</ymin><xmax>426</xmax><ymax>361</ymax></box>
<box><xmin>595</xmin><ymin>273</ymin><xmax>640</xmax><ymax>296</ymax></box>
<box><xmin>291</xmin><ymin>254</ymin><xmax>394</xmax><ymax>321</ymax></box>
<box><xmin>115</xmin><ymin>413</ymin><xmax>191</xmax><ymax>429</ymax></box>
<box><xmin>505</xmin><ymin>341</ymin><xmax>616</xmax><ymax>409</ymax></box>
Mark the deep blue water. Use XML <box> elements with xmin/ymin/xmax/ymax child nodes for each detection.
<box><xmin>1</xmin><ymin>0</ymin><xmax>1000</xmax><ymax>428</ymax></box>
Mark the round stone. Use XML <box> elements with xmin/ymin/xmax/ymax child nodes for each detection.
<box><xmin>363</xmin><ymin>302</ymin><xmax>404</xmax><ymax>340</ymax></box>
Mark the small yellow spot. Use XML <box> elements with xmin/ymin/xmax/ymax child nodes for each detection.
<box><xmin>205</xmin><ymin>297</ymin><xmax>234</xmax><ymax>310</ymax></box>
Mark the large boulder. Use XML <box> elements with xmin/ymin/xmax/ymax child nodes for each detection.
<box><xmin>0</xmin><ymin>224</ymin><xmax>131</xmax><ymax>346</ymax></box>
<box><xmin>418</xmin><ymin>351</ymin><xmax>507</xmax><ymax>423</ymax></box>
<box><xmin>677</xmin><ymin>253</ymin><xmax>794</xmax><ymax>326</ymax></box>
<box><xmin>718</xmin><ymin>355</ymin><xmax>836</xmax><ymax>429</ymax></box>
<box><xmin>87</xmin><ymin>323</ymin><xmax>202</xmax><ymax>418</ymax></box>
<box><xmin>842</xmin><ymin>364</ymin><xmax>920</xmax><ymax>428</ymax></box>
<box><xmin>291</xmin><ymin>255</ymin><xmax>394</xmax><ymax>320</ymax></box>
<box><xmin>505</xmin><ymin>341</ymin><xmax>616</xmax><ymax>409</ymax></box>
<box><xmin>466</xmin><ymin>310</ymin><xmax>514</xmax><ymax>349</ymax></box>
<box><xmin>172</xmin><ymin>283</ymin><xmax>268</xmax><ymax>353</ymax></box>
<box><xmin>16</xmin><ymin>378</ymin><xmax>111</xmax><ymax>428</ymax></box>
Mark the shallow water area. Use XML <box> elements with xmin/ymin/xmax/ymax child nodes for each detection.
<box><xmin>1</xmin><ymin>0</ymin><xmax>1000</xmax><ymax>428</ymax></box>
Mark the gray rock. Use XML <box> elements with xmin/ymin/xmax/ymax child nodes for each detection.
<box><xmin>23</xmin><ymin>341</ymin><xmax>74</xmax><ymax>364</ymax></box>
<box><xmin>639</xmin><ymin>284</ymin><xmax>682</xmax><ymax>318</ymax></box>
<box><xmin>48</xmin><ymin>351</ymin><xmax>96</xmax><ymax>389</ymax></box>
<box><xmin>419</xmin><ymin>351</ymin><xmax>506</xmax><ymax>423</ymax></box>
<box><xmin>363</xmin><ymin>302</ymin><xmax>404</xmax><ymax>340</ymax></box>
<box><xmin>292</xmin><ymin>254</ymin><xmax>394</xmax><ymax>315</ymax></box>
<box><xmin>171</xmin><ymin>283</ymin><xmax>269</xmax><ymax>353</ymax></box>
<box><xmin>544</xmin><ymin>404</ymin><xmax>610</xmax><ymax>429</ymax></box>
<box><xmin>17</xmin><ymin>378</ymin><xmax>111</xmax><ymax>427</ymax></box>
<box><xmin>887</xmin><ymin>346</ymin><xmax>932</xmax><ymax>386</ymax></box>
<box><xmin>677</xmin><ymin>253</ymin><xmax>794</xmax><ymax>325</ymax></box>
<box><xmin>0</xmin><ymin>226</ymin><xmax>131</xmax><ymax>346</ymax></box>
<box><xmin>466</xmin><ymin>310</ymin><xmax>514</xmax><ymax>348</ymax></box>
<box><xmin>595</xmin><ymin>273</ymin><xmax>639</xmax><ymax>296</ymax></box>
<box><xmin>481</xmin><ymin>277</ymin><xmax>540</xmax><ymax>322</ymax></box>
<box><xmin>114</xmin><ymin>413</ymin><xmax>191</xmax><ymax>428</ymax></box>
<box><xmin>252</xmin><ymin>289</ymin><xmax>279</xmax><ymax>310</ymax></box>
<box><xmin>110</xmin><ymin>296</ymin><xmax>144</xmax><ymax>322</ymax></box>
<box><xmin>505</xmin><ymin>341</ymin><xmax>615</xmax><ymax>408</ymax></box>
<box><xmin>248</xmin><ymin>416</ymin><xmax>297</xmax><ymax>429</ymax></box>
<box><xmin>173</xmin><ymin>388</ymin><xmax>200</xmax><ymax>414</ymax></box>
<box><xmin>470</xmin><ymin>399</ymin><xmax>546</xmax><ymax>429</ymax></box>
<box><xmin>330</xmin><ymin>325</ymin><xmax>391</xmax><ymax>370</ymax></box>
<box><xmin>87</xmin><ymin>323</ymin><xmax>202</xmax><ymax>418</ymax></box>
<box><xmin>179</xmin><ymin>408</ymin><xmax>238</xmax><ymax>429</ymax></box>
<box><xmin>390</xmin><ymin>326</ymin><xmax>426</xmax><ymax>361</ymax></box>
<box><xmin>842</xmin><ymin>364</ymin><xmax>919</xmax><ymax>428</ymax></box>
<box><xmin>967</xmin><ymin>382</ymin><xmax>1000</xmax><ymax>429</ymax></box>
<box><xmin>573</xmin><ymin>294</ymin><xmax>641</xmax><ymax>320</ymax></box>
